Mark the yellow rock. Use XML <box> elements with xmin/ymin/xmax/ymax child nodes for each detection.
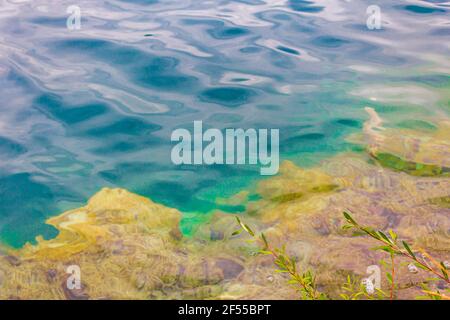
<box><xmin>19</xmin><ymin>188</ymin><xmax>182</xmax><ymax>260</ymax></box>
<box><xmin>1</xmin><ymin>114</ymin><xmax>449</xmax><ymax>300</ymax></box>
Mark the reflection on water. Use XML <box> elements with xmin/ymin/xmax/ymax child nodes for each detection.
<box><xmin>0</xmin><ymin>0</ymin><xmax>448</xmax><ymax>247</ymax></box>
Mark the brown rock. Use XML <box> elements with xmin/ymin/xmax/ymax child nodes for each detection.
<box><xmin>215</xmin><ymin>259</ymin><xmax>244</xmax><ymax>280</ymax></box>
<box><xmin>311</xmin><ymin>218</ymin><xmax>331</xmax><ymax>236</ymax></box>
<box><xmin>135</xmin><ymin>274</ymin><xmax>147</xmax><ymax>290</ymax></box>
<box><xmin>210</xmin><ymin>229</ymin><xmax>224</xmax><ymax>241</ymax></box>
<box><xmin>47</xmin><ymin>269</ymin><xmax>58</xmax><ymax>283</ymax></box>
<box><xmin>4</xmin><ymin>255</ymin><xmax>21</xmax><ymax>266</ymax></box>
<box><xmin>61</xmin><ymin>280</ymin><xmax>89</xmax><ymax>300</ymax></box>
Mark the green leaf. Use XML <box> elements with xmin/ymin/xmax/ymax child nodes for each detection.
<box><xmin>275</xmin><ymin>269</ymin><xmax>289</xmax><ymax>273</ymax></box>
<box><xmin>424</xmin><ymin>277</ymin><xmax>440</xmax><ymax>282</ymax></box>
<box><xmin>414</xmin><ymin>262</ymin><xmax>429</xmax><ymax>271</ymax></box>
<box><xmin>361</xmin><ymin>227</ymin><xmax>380</xmax><ymax>240</ymax></box>
<box><xmin>389</xmin><ymin>229</ymin><xmax>398</xmax><ymax>242</ymax></box>
<box><xmin>231</xmin><ymin>229</ymin><xmax>242</xmax><ymax>236</ymax></box>
<box><xmin>235</xmin><ymin>217</ymin><xmax>256</xmax><ymax>237</ymax></box>
<box><xmin>354</xmin><ymin>292</ymin><xmax>364</xmax><ymax>299</ymax></box>
<box><xmin>260</xmin><ymin>233</ymin><xmax>268</xmax><ymax>249</ymax></box>
<box><xmin>351</xmin><ymin>231</ymin><xmax>367</xmax><ymax>237</ymax></box>
<box><xmin>386</xmin><ymin>272</ymin><xmax>393</xmax><ymax>284</ymax></box>
<box><xmin>244</xmin><ymin>224</ymin><xmax>255</xmax><ymax>236</ymax></box>
<box><xmin>373</xmin><ymin>245</ymin><xmax>394</xmax><ymax>254</ymax></box>
<box><xmin>402</xmin><ymin>241</ymin><xmax>416</xmax><ymax>259</ymax></box>
<box><xmin>378</xmin><ymin>231</ymin><xmax>392</xmax><ymax>244</ymax></box>
<box><xmin>343</xmin><ymin>211</ymin><xmax>356</xmax><ymax>224</ymax></box>
<box><xmin>340</xmin><ymin>294</ymin><xmax>349</xmax><ymax>300</ymax></box>
<box><xmin>440</xmin><ymin>262</ymin><xmax>449</xmax><ymax>280</ymax></box>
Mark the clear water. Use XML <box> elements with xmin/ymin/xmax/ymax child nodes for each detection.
<box><xmin>0</xmin><ymin>0</ymin><xmax>448</xmax><ymax>247</ymax></box>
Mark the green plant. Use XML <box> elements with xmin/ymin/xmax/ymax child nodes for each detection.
<box><xmin>340</xmin><ymin>274</ymin><xmax>387</xmax><ymax>300</ymax></box>
<box><xmin>233</xmin><ymin>217</ymin><xmax>327</xmax><ymax>300</ymax></box>
<box><xmin>342</xmin><ymin>211</ymin><xmax>450</xmax><ymax>300</ymax></box>
<box><xmin>232</xmin><ymin>212</ymin><xmax>449</xmax><ymax>300</ymax></box>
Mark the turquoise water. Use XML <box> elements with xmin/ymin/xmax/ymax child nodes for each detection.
<box><xmin>0</xmin><ymin>0</ymin><xmax>448</xmax><ymax>247</ymax></box>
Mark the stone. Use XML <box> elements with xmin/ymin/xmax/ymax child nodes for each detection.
<box><xmin>215</xmin><ymin>259</ymin><xmax>244</xmax><ymax>280</ymax></box>
<box><xmin>4</xmin><ymin>255</ymin><xmax>20</xmax><ymax>266</ymax></box>
<box><xmin>210</xmin><ymin>229</ymin><xmax>224</xmax><ymax>241</ymax></box>
<box><xmin>47</xmin><ymin>269</ymin><xmax>57</xmax><ymax>283</ymax></box>
<box><xmin>62</xmin><ymin>280</ymin><xmax>89</xmax><ymax>300</ymax></box>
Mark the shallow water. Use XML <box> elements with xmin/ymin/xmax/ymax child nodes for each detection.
<box><xmin>0</xmin><ymin>0</ymin><xmax>448</xmax><ymax>247</ymax></box>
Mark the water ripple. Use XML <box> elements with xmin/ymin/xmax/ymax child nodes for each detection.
<box><xmin>0</xmin><ymin>0</ymin><xmax>449</xmax><ymax>246</ymax></box>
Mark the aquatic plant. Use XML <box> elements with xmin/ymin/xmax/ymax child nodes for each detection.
<box><xmin>233</xmin><ymin>217</ymin><xmax>327</xmax><ymax>300</ymax></box>
<box><xmin>234</xmin><ymin>213</ymin><xmax>450</xmax><ymax>300</ymax></box>
<box><xmin>342</xmin><ymin>212</ymin><xmax>450</xmax><ymax>300</ymax></box>
<box><xmin>371</xmin><ymin>152</ymin><xmax>449</xmax><ymax>177</ymax></box>
<box><xmin>340</xmin><ymin>274</ymin><xmax>387</xmax><ymax>300</ymax></box>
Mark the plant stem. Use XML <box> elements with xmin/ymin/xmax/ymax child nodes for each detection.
<box><xmin>390</xmin><ymin>253</ymin><xmax>395</xmax><ymax>300</ymax></box>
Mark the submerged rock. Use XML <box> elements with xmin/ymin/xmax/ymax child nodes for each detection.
<box><xmin>46</xmin><ymin>269</ymin><xmax>57</xmax><ymax>283</ymax></box>
<box><xmin>0</xmin><ymin>112</ymin><xmax>448</xmax><ymax>299</ymax></box>
<box><xmin>62</xmin><ymin>280</ymin><xmax>90</xmax><ymax>300</ymax></box>
<box><xmin>362</xmin><ymin>107</ymin><xmax>450</xmax><ymax>171</ymax></box>
<box><xmin>215</xmin><ymin>259</ymin><xmax>244</xmax><ymax>280</ymax></box>
<box><xmin>0</xmin><ymin>188</ymin><xmax>286</xmax><ymax>299</ymax></box>
<box><xmin>4</xmin><ymin>255</ymin><xmax>21</xmax><ymax>266</ymax></box>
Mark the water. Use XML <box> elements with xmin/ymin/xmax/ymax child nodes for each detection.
<box><xmin>0</xmin><ymin>0</ymin><xmax>448</xmax><ymax>247</ymax></box>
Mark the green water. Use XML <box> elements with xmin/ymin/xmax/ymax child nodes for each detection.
<box><xmin>0</xmin><ymin>0</ymin><xmax>449</xmax><ymax>247</ymax></box>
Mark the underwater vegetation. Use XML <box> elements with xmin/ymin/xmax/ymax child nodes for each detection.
<box><xmin>235</xmin><ymin>211</ymin><xmax>450</xmax><ymax>300</ymax></box>
<box><xmin>0</xmin><ymin>0</ymin><xmax>449</xmax><ymax>300</ymax></box>
<box><xmin>0</xmin><ymin>110</ymin><xmax>448</xmax><ymax>300</ymax></box>
<box><xmin>371</xmin><ymin>153</ymin><xmax>449</xmax><ymax>178</ymax></box>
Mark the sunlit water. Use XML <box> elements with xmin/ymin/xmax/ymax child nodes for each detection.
<box><xmin>0</xmin><ymin>0</ymin><xmax>448</xmax><ymax>247</ymax></box>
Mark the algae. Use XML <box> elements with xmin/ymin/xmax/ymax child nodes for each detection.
<box><xmin>428</xmin><ymin>196</ymin><xmax>450</xmax><ymax>208</ymax></box>
<box><xmin>372</xmin><ymin>152</ymin><xmax>449</xmax><ymax>177</ymax></box>
<box><xmin>0</xmin><ymin>110</ymin><xmax>449</xmax><ymax>300</ymax></box>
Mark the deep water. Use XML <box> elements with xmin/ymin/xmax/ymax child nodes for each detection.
<box><xmin>0</xmin><ymin>0</ymin><xmax>448</xmax><ymax>247</ymax></box>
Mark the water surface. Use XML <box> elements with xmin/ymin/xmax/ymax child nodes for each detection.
<box><xmin>0</xmin><ymin>0</ymin><xmax>448</xmax><ymax>247</ymax></box>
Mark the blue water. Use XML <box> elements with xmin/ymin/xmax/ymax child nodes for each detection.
<box><xmin>0</xmin><ymin>0</ymin><xmax>448</xmax><ymax>247</ymax></box>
